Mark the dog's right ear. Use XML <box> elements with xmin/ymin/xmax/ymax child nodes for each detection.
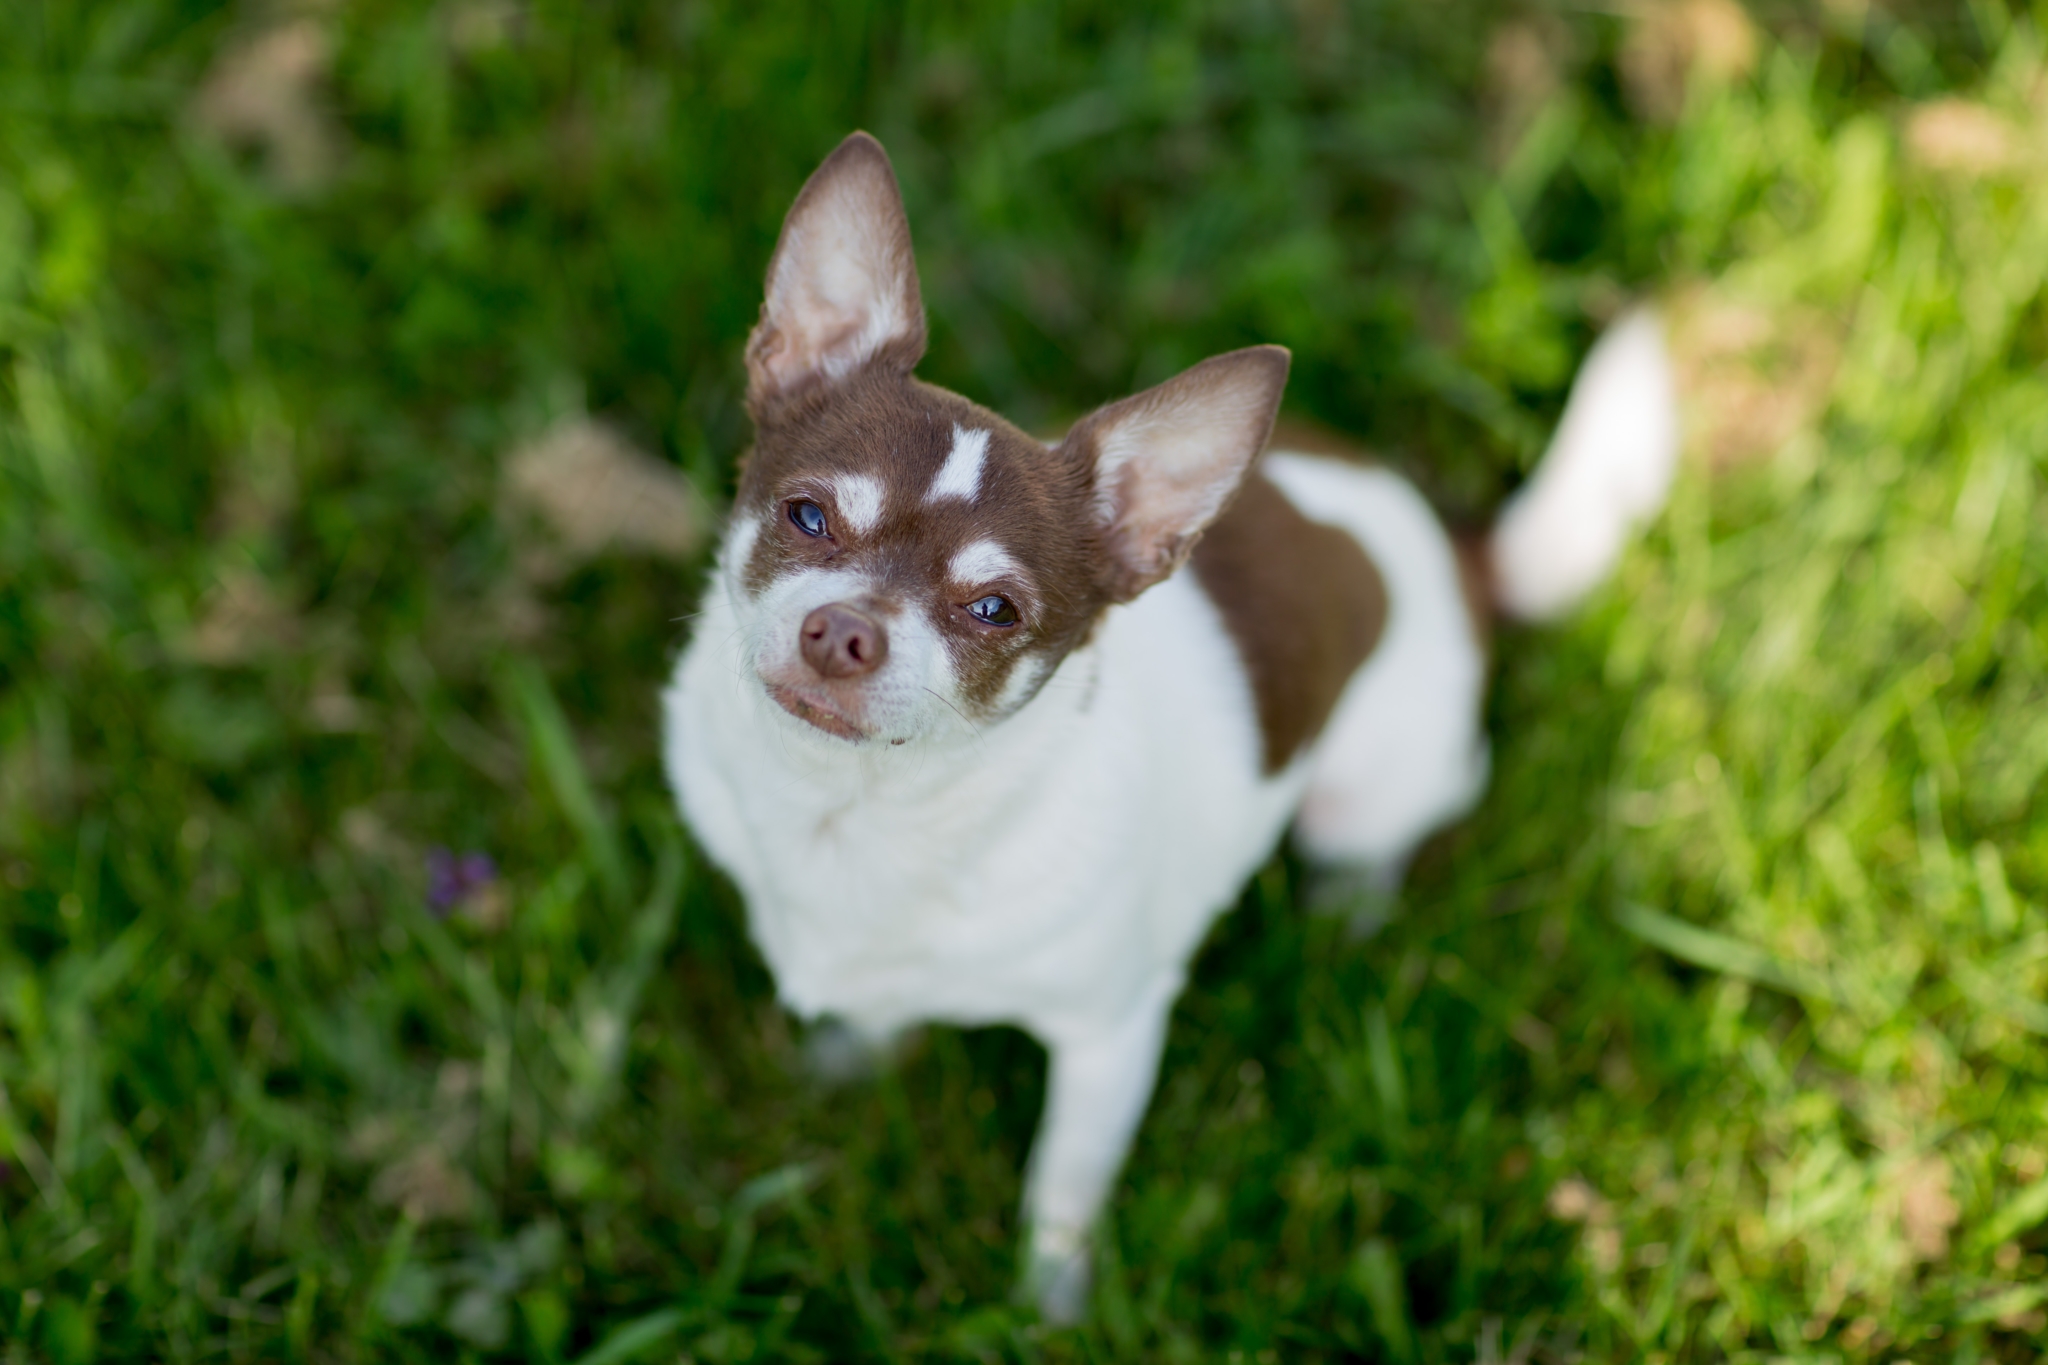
<box><xmin>745</xmin><ymin>132</ymin><xmax>927</xmax><ymax>409</ymax></box>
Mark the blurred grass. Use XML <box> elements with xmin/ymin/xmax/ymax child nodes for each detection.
<box><xmin>5</xmin><ymin>0</ymin><xmax>2048</xmax><ymax>1361</ymax></box>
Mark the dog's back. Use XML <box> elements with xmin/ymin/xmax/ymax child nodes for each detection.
<box><xmin>1195</xmin><ymin>311</ymin><xmax>1678</xmax><ymax>880</ymax></box>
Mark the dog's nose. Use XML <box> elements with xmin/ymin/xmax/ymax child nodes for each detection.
<box><xmin>800</xmin><ymin>603</ymin><xmax>888</xmax><ymax>679</ymax></box>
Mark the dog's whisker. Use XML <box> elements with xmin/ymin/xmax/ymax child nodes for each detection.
<box><xmin>921</xmin><ymin>686</ymin><xmax>981</xmax><ymax>735</ymax></box>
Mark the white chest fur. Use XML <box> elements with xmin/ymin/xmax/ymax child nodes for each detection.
<box><xmin>662</xmin><ymin>558</ymin><xmax>1308</xmax><ymax>1044</ymax></box>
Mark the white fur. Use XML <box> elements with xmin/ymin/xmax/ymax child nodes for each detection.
<box><xmin>949</xmin><ymin>539</ymin><xmax>1019</xmax><ymax>586</ymax></box>
<box><xmin>721</xmin><ymin>510</ymin><xmax>761</xmax><ymax>575</ymax></box>
<box><xmin>830</xmin><ymin>473</ymin><xmax>885</xmax><ymax>536</ymax></box>
<box><xmin>928</xmin><ymin>424</ymin><xmax>989</xmax><ymax>503</ymax></box>
<box><xmin>1490</xmin><ymin>307</ymin><xmax>1678</xmax><ymax>621</ymax></box>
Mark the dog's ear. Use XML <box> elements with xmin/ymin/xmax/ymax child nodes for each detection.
<box><xmin>1062</xmin><ymin>347</ymin><xmax>1291</xmax><ymax>600</ymax></box>
<box><xmin>745</xmin><ymin>132</ymin><xmax>926</xmax><ymax>407</ymax></box>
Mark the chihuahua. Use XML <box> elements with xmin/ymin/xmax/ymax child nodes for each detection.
<box><xmin>663</xmin><ymin>132</ymin><xmax>1676</xmax><ymax>1321</ymax></box>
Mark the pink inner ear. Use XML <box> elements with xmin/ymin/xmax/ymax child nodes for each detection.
<box><xmin>1070</xmin><ymin>346</ymin><xmax>1290</xmax><ymax>600</ymax></box>
<box><xmin>751</xmin><ymin>325</ymin><xmax>791</xmax><ymax>369</ymax></box>
<box><xmin>1095</xmin><ymin>476</ymin><xmax>1223</xmax><ymax>601</ymax></box>
<box><xmin>753</xmin><ymin>308</ymin><xmax>870</xmax><ymax>393</ymax></box>
<box><xmin>1106</xmin><ymin>461</ymin><xmax>1203</xmax><ymax>582</ymax></box>
<box><xmin>746</xmin><ymin>134</ymin><xmax>927</xmax><ymax>404</ymax></box>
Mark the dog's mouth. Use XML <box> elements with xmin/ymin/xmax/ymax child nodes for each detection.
<box><xmin>766</xmin><ymin>684</ymin><xmax>871</xmax><ymax>742</ymax></box>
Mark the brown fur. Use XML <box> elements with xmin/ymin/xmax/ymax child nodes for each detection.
<box><xmin>1451</xmin><ymin>531</ymin><xmax>1496</xmax><ymax>655</ymax></box>
<box><xmin>1193</xmin><ymin>469</ymin><xmax>1388</xmax><ymax>773</ymax></box>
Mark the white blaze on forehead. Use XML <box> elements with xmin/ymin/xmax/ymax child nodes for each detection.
<box><xmin>830</xmin><ymin>474</ymin><xmax>885</xmax><ymax>534</ymax></box>
<box><xmin>926</xmin><ymin>424</ymin><xmax>989</xmax><ymax>503</ymax></box>
<box><xmin>950</xmin><ymin>539</ymin><xmax>1021</xmax><ymax>586</ymax></box>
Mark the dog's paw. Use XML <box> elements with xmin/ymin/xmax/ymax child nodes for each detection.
<box><xmin>1305</xmin><ymin>862</ymin><xmax>1406</xmax><ymax>940</ymax></box>
<box><xmin>800</xmin><ymin>1018</ymin><xmax>912</xmax><ymax>1085</ymax></box>
<box><xmin>1020</xmin><ymin>1224</ymin><xmax>1092</xmax><ymax>1325</ymax></box>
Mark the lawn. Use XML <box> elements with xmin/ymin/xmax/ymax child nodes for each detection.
<box><xmin>4</xmin><ymin>0</ymin><xmax>2048</xmax><ymax>1360</ymax></box>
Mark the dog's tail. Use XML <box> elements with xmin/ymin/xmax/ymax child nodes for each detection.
<box><xmin>1486</xmin><ymin>308</ymin><xmax>1680</xmax><ymax>622</ymax></box>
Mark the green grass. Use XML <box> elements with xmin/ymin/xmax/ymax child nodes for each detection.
<box><xmin>5</xmin><ymin>0</ymin><xmax>2048</xmax><ymax>1360</ymax></box>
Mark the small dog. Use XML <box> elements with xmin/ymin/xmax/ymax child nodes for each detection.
<box><xmin>664</xmin><ymin>132</ymin><xmax>1676</xmax><ymax>1321</ymax></box>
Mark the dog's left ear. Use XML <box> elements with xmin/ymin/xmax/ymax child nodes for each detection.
<box><xmin>1062</xmin><ymin>346</ymin><xmax>1291</xmax><ymax>600</ymax></box>
<box><xmin>746</xmin><ymin>132</ymin><xmax>927</xmax><ymax>408</ymax></box>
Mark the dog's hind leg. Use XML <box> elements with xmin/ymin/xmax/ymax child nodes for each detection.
<box><xmin>801</xmin><ymin>1015</ymin><xmax>918</xmax><ymax>1085</ymax></box>
<box><xmin>1018</xmin><ymin>980</ymin><xmax>1177</xmax><ymax>1323</ymax></box>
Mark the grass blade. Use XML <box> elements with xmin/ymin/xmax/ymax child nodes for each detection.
<box><xmin>1614</xmin><ymin>902</ymin><xmax>1834</xmax><ymax>1001</ymax></box>
<box><xmin>568</xmin><ymin>1307</ymin><xmax>692</xmax><ymax>1365</ymax></box>
<box><xmin>1972</xmin><ymin>1173</ymin><xmax>2048</xmax><ymax>1251</ymax></box>
<box><xmin>1348</xmin><ymin>1237</ymin><xmax>1415</xmax><ymax>1364</ymax></box>
<box><xmin>499</xmin><ymin>658</ymin><xmax>629</xmax><ymax>908</ymax></box>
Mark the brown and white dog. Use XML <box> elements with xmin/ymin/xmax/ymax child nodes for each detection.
<box><xmin>663</xmin><ymin>132</ymin><xmax>1676</xmax><ymax>1321</ymax></box>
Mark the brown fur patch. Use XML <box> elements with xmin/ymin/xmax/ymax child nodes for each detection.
<box><xmin>1193</xmin><ymin>470</ymin><xmax>1388</xmax><ymax>773</ymax></box>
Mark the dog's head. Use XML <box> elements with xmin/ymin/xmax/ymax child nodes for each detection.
<box><xmin>724</xmin><ymin>132</ymin><xmax>1289</xmax><ymax>747</ymax></box>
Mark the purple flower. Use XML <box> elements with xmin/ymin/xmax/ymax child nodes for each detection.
<box><xmin>427</xmin><ymin>847</ymin><xmax>498</xmax><ymax>916</ymax></box>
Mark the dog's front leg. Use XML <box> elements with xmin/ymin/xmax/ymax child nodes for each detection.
<box><xmin>1019</xmin><ymin>984</ymin><xmax>1175</xmax><ymax>1323</ymax></box>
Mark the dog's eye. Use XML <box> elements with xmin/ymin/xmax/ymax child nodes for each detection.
<box><xmin>789</xmin><ymin>500</ymin><xmax>829</xmax><ymax>538</ymax></box>
<box><xmin>968</xmin><ymin>595</ymin><xmax>1019</xmax><ymax>627</ymax></box>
